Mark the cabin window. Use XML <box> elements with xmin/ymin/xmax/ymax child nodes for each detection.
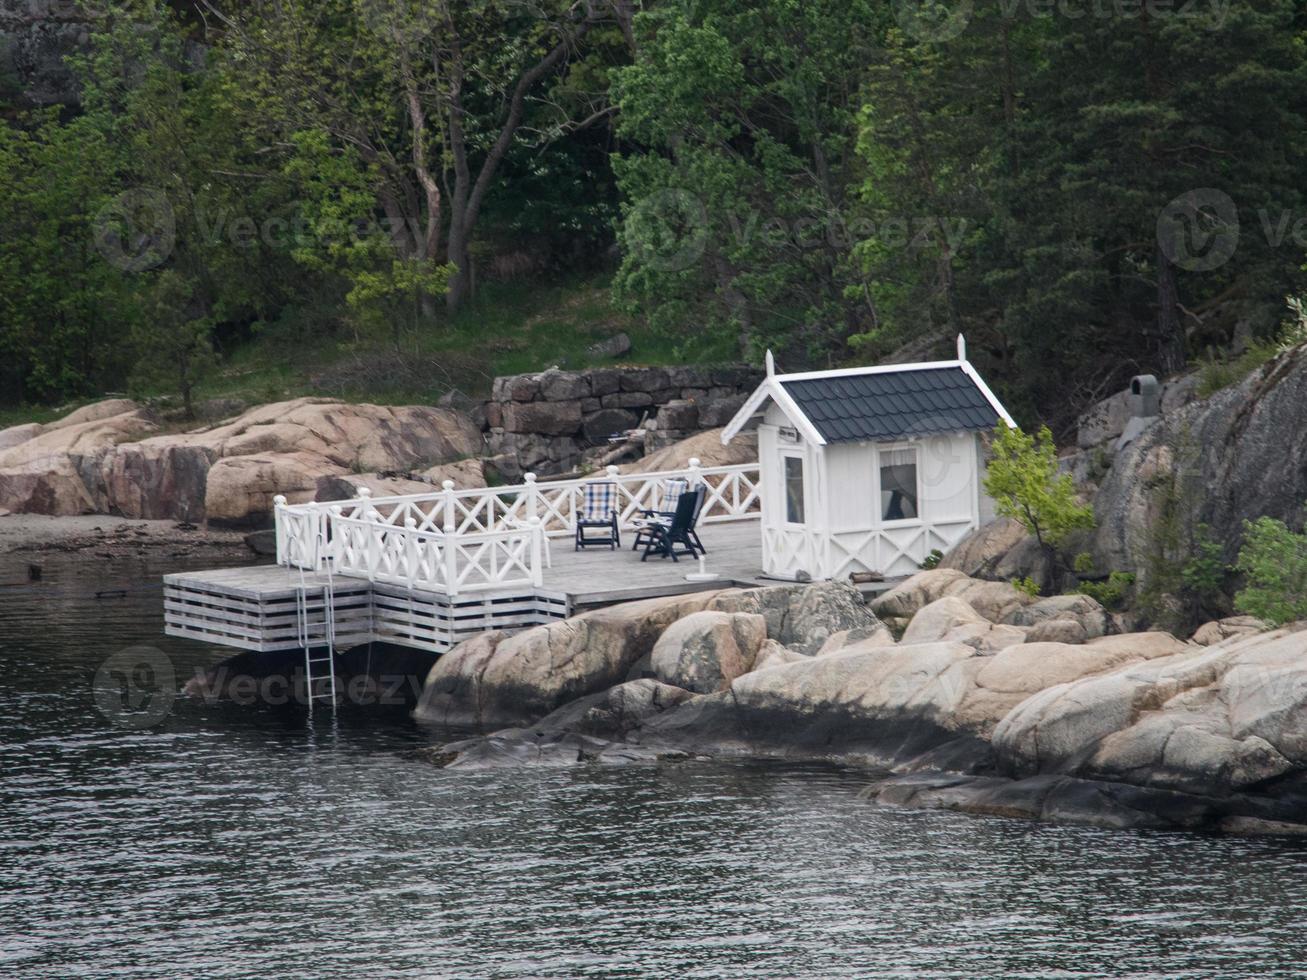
<box><xmin>783</xmin><ymin>455</ymin><xmax>806</xmax><ymax>524</ymax></box>
<box><xmin>880</xmin><ymin>447</ymin><xmax>919</xmax><ymax>522</ymax></box>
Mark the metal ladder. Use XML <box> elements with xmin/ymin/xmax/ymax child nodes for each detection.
<box><xmin>296</xmin><ymin>567</ymin><xmax>338</xmax><ymax>709</ymax></box>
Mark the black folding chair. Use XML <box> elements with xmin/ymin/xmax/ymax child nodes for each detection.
<box><xmin>640</xmin><ymin>486</ymin><xmax>707</xmax><ymax>562</ymax></box>
<box><xmin>684</xmin><ymin>482</ymin><xmax>708</xmax><ymax>556</ymax></box>
<box><xmin>632</xmin><ymin>477</ymin><xmax>689</xmax><ymax>552</ymax></box>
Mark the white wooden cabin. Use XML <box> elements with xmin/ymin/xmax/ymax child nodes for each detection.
<box><xmin>722</xmin><ymin>337</ymin><xmax>1017</xmax><ymax>581</ymax></box>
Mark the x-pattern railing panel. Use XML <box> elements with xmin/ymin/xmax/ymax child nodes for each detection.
<box><xmin>276</xmin><ymin>461</ymin><xmax>761</xmax><ymax>594</ymax></box>
<box><xmin>277</xmin><ymin>508</ymin><xmax>321</xmax><ymax>569</ymax></box>
<box><xmin>453</xmin><ymin>534</ymin><xmax>533</xmax><ymax>590</ymax></box>
<box><xmin>699</xmin><ymin>469</ymin><xmax>760</xmax><ymax>524</ymax></box>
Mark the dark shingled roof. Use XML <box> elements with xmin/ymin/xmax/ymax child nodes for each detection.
<box><xmin>779</xmin><ymin>366</ymin><xmax>1000</xmax><ymax>443</ymax></box>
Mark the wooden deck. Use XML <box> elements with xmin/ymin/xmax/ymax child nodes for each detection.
<box><xmin>163</xmin><ymin>521</ymin><xmax>895</xmax><ymax>655</ymax></box>
<box><xmin>164</xmin><ymin>521</ymin><xmax>770</xmax><ymax>655</ymax></box>
<box><xmin>541</xmin><ymin>521</ymin><xmax>770</xmax><ymax>607</ymax></box>
<box><xmin>166</xmin><ymin>521</ymin><xmax>770</xmax><ymax>606</ymax></box>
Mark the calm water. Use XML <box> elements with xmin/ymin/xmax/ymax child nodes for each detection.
<box><xmin>2</xmin><ymin>549</ymin><xmax>1307</xmax><ymax>979</ymax></box>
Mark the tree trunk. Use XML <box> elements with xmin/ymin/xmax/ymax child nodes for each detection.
<box><xmin>613</xmin><ymin>0</ymin><xmax>638</xmax><ymax>53</ymax></box>
<box><xmin>440</xmin><ymin>15</ymin><xmax>597</xmax><ymax>313</ymax></box>
<box><xmin>445</xmin><ymin>213</ymin><xmax>470</xmax><ymax>312</ymax></box>
<box><xmin>419</xmin><ymin>289</ymin><xmax>438</xmax><ymax>321</ymax></box>
<box><xmin>1156</xmin><ymin>245</ymin><xmax>1186</xmax><ymax>375</ymax></box>
<box><xmin>180</xmin><ymin>362</ymin><xmax>194</xmax><ymax>421</ymax></box>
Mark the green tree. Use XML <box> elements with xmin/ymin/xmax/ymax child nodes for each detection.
<box><xmin>607</xmin><ymin>0</ymin><xmax>1307</xmax><ymax>426</ymax></box>
<box><xmin>72</xmin><ymin>2</ymin><xmax>327</xmax><ymax>394</ymax></box>
<box><xmin>212</xmin><ymin>0</ymin><xmax>618</xmax><ymax>313</ymax></box>
<box><xmin>0</xmin><ymin>109</ymin><xmax>141</xmax><ymax>402</ymax></box>
<box><xmin>1181</xmin><ymin>524</ymin><xmax>1228</xmax><ymax>610</ymax></box>
<box><xmin>131</xmin><ymin>271</ymin><xmax>218</xmax><ymax>419</ymax></box>
<box><xmin>1234</xmin><ymin>517</ymin><xmax>1307</xmax><ymax>627</ymax></box>
<box><xmin>852</xmin><ymin>2</ymin><xmax>1037</xmax><ymax>362</ymax></box>
<box><xmin>994</xmin><ymin>0</ymin><xmax>1307</xmax><ymax>424</ymax></box>
<box><xmin>345</xmin><ymin>258</ymin><xmax>456</xmax><ymax>349</ymax></box>
<box><xmin>612</xmin><ymin>0</ymin><xmax>887</xmax><ymax>362</ymax></box>
<box><xmin>984</xmin><ymin>424</ymin><xmax>1094</xmax><ymax>549</ymax></box>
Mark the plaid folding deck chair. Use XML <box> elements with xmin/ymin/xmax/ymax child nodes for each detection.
<box><xmin>575</xmin><ymin>480</ymin><xmax>621</xmax><ymax>551</ymax></box>
<box><xmin>631</xmin><ymin>477</ymin><xmax>689</xmax><ymax>552</ymax></box>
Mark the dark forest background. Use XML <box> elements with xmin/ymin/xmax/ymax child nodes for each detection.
<box><xmin>2</xmin><ymin>0</ymin><xmax>1305</xmax><ymax>430</ymax></box>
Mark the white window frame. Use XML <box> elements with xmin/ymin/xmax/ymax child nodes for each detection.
<box><xmin>876</xmin><ymin>442</ymin><xmax>923</xmax><ymax>527</ymax></box>
<box><xmin>780</xmin><ymin>450</ymin><xmax>808</xmax><ymax>527</ymax></box>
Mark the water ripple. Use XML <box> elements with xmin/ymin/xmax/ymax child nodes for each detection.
<box><xmin>2</xmin><ymin>551</ymin><xmax>1307</xmax><ymax>978</ymax></box>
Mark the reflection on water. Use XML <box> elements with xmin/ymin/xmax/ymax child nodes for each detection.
<box><xmin>2</xmin><ymin>549</ymin><xmax>1306</xmax><ymax>979</ymax></box>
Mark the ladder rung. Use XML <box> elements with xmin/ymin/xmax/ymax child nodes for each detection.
<box><xmin>297</xmin><ymin>574</ymin><xmax>339</xmax><ymax>711</ymax></box>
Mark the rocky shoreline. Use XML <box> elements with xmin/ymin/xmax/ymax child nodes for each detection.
<box><xmin>0</xmin><ymin>513</ymin><xmax>250</xmax><ymax>558</ymax></box>
<box><xmin>0</xmin><ymin>379</ymin><xmax>758</xmax><ymax>528</ymax></box>
<box><xmin>10</xmin><ymin>381</ymin><xmax>1307</xmax><ymax>837</ymax></box>
<box><xmin>0</xmin><ymin>397</ymin><xmax>485</xmax><ymax>527</ymax></box>
<box><xmin>413</xmin><ymin>574</ymin><xmax>1307</xmax><ymax>836</ymax></box>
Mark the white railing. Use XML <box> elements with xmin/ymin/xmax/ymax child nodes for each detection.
<box><xmin>273</xmin><ymin>459</ymin><xmax>761</xmax><ymax>596</ymax></box>
<box><xmin>275</xmin><ymin>504</ymin><xmax>323</xmax><ymax>569</ymax></box>
<box><xmin>329</xmin><ymin>513</ymin><xmax>542</xmax><ymax>594</ymax></box>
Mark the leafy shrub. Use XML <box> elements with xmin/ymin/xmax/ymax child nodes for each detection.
<box><xmin>1196</xmin><ymin>298</ymin><xmax>1307</xmax><ymax>398</ymax></box>
<box><xmin>1196</xmin><ymin>343</ymin><xmax>1280</xmax><ymax>398</ymax></box>
<box><xmin>1234</xmin><ymin>517</ymin><xmax>1307</xmax><ymax>626</ymax></box>
<box><xmin>920</xmin><ymin>548</ymin><xmax>944</xmax><ymax>570</ymax></box>
<box><xmin>1076</xmin><ymin>571</ymin><xmax>1136</xmax><ymax>611</ymax></box>
<box><xmin>1181</xmin><ymin>524</ymin><xmax>1227</xmax><ymax>604</ymax></box>
<box><xmin>1012</xmin><ymin>576</ymin><xmax>1041</xmax><ymax>598</ymax></box>
<box><xmin>985</xmin><ymin>425</ymin><xmax>1094</xmax><ymax>549</ymax></box>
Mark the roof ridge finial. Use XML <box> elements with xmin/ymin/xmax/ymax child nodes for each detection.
<box><xmin>765</xmin><ymin>349</ymin><xmax>776</xmax><ymax>377</ymax></box>
<box><xmin>957</xmin><ymin>333</ymin><xmax>968</xmax><ymax>362</ymax></box>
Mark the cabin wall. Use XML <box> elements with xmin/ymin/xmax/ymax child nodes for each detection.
<box><xmin>976</xmin><ymin>434</ymin><xmax>999</xmax><ymax>524</ymax></box>
<box><xmin>758</xmin><ymin>403</ymin><xmax>825</xmax><ymax>579</ymax></box>
<box><xmin>918</xmin><ymin>433</ymin><xmax>979</xmax><ymax>523</ymax></box>
<box><xmin>752</xmin><ymin>400</ymin><xmax>995</xmax><ymax>580</ymax></box>
<box><xmin>825</xmin><ymin>443</ymin><xmax>878</xmax><ymax>530</ymax></box>
<box><xmin>818</xmin><ymin>433</ymin><xmax>986</xmax><ymax>579</ymax></box>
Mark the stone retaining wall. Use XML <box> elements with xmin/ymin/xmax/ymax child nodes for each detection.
<box><xmin>483</xmin><ymin>365</ymin><xmax>762</xmax><ymax>477</ymax></box>
<box><xmin>1</xmin><ymin>2</ymin><xmax>95</xmax><ymax>108</ymax></box>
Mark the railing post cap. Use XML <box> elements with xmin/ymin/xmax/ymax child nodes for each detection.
<box><xmin>357</xmin><ymin>487</ymin><xmax>372</xmax><ymax>499</ymax></box>
<box><xmin>273</xmin><ymin>495</ymin><xmax>287</xmax><ymax>507</ymax></box>
<box><xmin>330</xmin><ymin>504</ymin><xmax>342</xmax><ymax>514</ymax></box>
<box><xmin>442</xmin><ymin>479</ymin><xmax>456</xmax><ymax>491</ymax></box>
<box><xmin>606</xmin><ymin>464</ymin><xmax>620</xmax><ymax>477</ymax></box>
<box><xmin>405</xmin><ymin>517</ymin><xmax>417</xmax><ymax>528</ymax></box>
<box><xmin>524</xmin><ymin>472</ymin><xmax>537</xmax><ymax>483</ymax></box>
<box><xmin>689</xmin><ymin>457</ymin><xmax>702</xmax><ymax>467</ymax></box>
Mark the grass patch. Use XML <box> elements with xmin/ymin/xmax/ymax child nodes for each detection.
<box><xmin>184</xmin><ymin>273</ymin><xmax>734</xmax><ymax>411</ymax></box>
<box><xmin>0</xmin><ymin>274</ymin><xmax>738</xmax><ymax>426</ymax></box>
<box><xmin>0</xmin><ymin>277</ymin><xmax>742</xmax><ymax>428</ymax></box>
<box><xmin>0</xmin><ymin>404</ymin><xmax>69</xmax><ymax>430</ymax></box>
<box><xmin>1196</xmin><ymin>342</ymin><xmax>1282</xmax><ymax>398</ymax></box>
